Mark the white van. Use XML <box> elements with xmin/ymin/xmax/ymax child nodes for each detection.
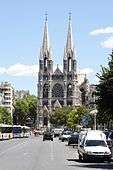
<box><xmin>78</xmin><ymin>130</ymin><xmax>112</xmax><ymax>162</ymax></box>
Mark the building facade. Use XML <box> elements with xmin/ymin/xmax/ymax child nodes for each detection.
<box><xmin>0</xmin><ymin>82</ymin><xmax>14</xmax><ymax>116</ymax></box>
<box><xmin>14</xmin><ymin>90</ymin><xmax>30</xmax><ymax>101</ymax></box>
<box><xmin>87</xmin><ymin>84</ymin><xmax>97</xmax><ymax>109</ymax></box>
<box><xmin>37</xmin><ymin>15</ymin><xmax>88</xmax><ymax>127</ymax></box>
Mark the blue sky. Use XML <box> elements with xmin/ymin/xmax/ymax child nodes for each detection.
<box><xmin>0</xmin><ymin>0</ymin><xmax>113</xmax><ymax>95</ymax></box>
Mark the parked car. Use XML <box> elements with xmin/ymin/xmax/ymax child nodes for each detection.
<box><xmin>104</xmin><ymin>130</ymin><xmax>113</xmax><ymax>149</ymax></box>
<box><xmin>61</xmin><ymin>131</ymin><xmax>72</xmax><ymax>142</ymax></box>
<box><xmin>68</xmin><ymin>132</ymin><xmax>79</xmax><ymax>146</ymax></box>
<box><xmin>78</xmin><ymin>130</ymin><xmax>112</xmax><ymax>162</ymax></box>
<box><xmin>43</xmin><ymin>131</ymin><xmax>53</xmax><ymax>141</ymax></box>
<box><xmin>53</xmin><ymin>128</ymin><xmax>63</xmax><ymax>137</ymax></box>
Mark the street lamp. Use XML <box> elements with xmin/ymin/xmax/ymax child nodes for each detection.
<box><xmin>90</xmin><ymin>109</ymin><xmax>98</xmax><ymax>130</ymax></box>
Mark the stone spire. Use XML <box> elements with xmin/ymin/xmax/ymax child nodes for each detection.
<box><xmin>42</xmin><ymin>13</ymin><xmax>50</xmax><ymax>53</ymax></box>
<box><xmin>66</xmin><ymin>12</ymin><xmax>73</xmax><ymax>51</ymax></box>
<box><xmin>63</xmin><ymin>48</ymin><xmax>66</xmax><ymax>59</ymax></box>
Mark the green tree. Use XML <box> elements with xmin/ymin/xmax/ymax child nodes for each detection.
<box><xmin>14</xmin><ymin>99</ymin><xmax>29</xmax><ymax>125</ymax></box>
<box><xmin>14</xmin><ymin>95</ymin><xmax>37</xmax><ymax>126</ymax></box>
<box><xmin>50</xmin><ymin>106</ymin><xmax>73</xmax><ymax>127</ymax></box>
<box><xmin>50</xmin><ymin>105</ymin><xmax>92</xmax><ymax>129</ymax></box>
<box><xmin>0</xmin><ymin>106</ymin><xmax>12</xmax><ymax>124</ymax></box>
<box><xmin>96</xmin><ymin>51</ymin><xmax>113</xmax><ymax>124</ymax></box>
<box><xmin>25</xmin><ymin>95</ymin><xmax>37</xmax><ymax>126</ymax></box>
<box><xmin>67</xmin><ymin>106</ymin><xmax>88</xmax><ymax>129</ymax></box>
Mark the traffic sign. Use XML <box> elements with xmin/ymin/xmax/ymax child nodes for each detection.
<box><xmin>81</xmin><ymin>115</ymin><xmax>89</xmax><ymax>126</ymax></box>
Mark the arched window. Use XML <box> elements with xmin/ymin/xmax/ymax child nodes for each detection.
<box><xmin>68</xmin><ymin>54</ymin><xmax>71</xmax><ymax>72</ymax></box>
<box><xmin>43</xmin><ymin>83</ymin><xmax>49</xmax><ymax>98</ymax></box>
<box><xmin>80</xmin><ymin>87</ymin><xmax>86</xmax><ymax>105</ymax></box>
<box><xmin>67</xmin><ymin>84</ymin><xmax>73</xmax><ymax>97</ymax></box>
<box><xmin>44</xmin><ymin>54</ymin><xmax>47</xmax><ymax>71</ymax></box>
<box><xmin>52</xmin><ymin>83</ymin><xmax>64</xmax><ymax>97</ymax></box>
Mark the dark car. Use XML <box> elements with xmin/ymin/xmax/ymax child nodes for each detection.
<box><xmin>43</xmin><ymin>131</ymin><xmax>53</xmax><ymax>141</ymax></box>
<box><xmin>106</xmin><ymin>131</ymin><xmax>113</xmax><ymax>148</ymax></box>
<box><xmin>68</xmin><ymin>133</ymin><xmax>79</xmax><ymax>146</ymax></box>
<box><xmin>103</xmin><ymin>130</ymin><xmax>113</xmax><ymax>148</ymax></box>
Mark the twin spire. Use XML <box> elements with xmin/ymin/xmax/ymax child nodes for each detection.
<box><xmin>66</xmin><ymin>12</ymin><xmax>73</xmax><ymax>51</ymax></box>
<box><xmin>42</xmin><ymin>13</ymin><xmax>50</xmax><ymax>53</ymax></box>
<box><xmin>41</xmin><ymin>13</ymin><xmax>74</xmax><ymax>59</ymax></box>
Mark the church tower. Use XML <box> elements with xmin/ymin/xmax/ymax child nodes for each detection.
<box><xmin>38</xmin><ymin>14</ymin><xmax>53</xmax><ymax>127</ymax></box>
<box><xmin>63</xmin><ymin>13</ymin><xmax>80</xmax><ymax>106</ymax></box>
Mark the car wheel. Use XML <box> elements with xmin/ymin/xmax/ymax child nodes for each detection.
<box><xmin>83</xmin><ymin>154</ymin><xmax>87</xmax><ymax>162</ymax></box>
<box><xmin>51</xmin><ymin>138</ymin><xmax>53</xmax><ymax>141</ymax></box>
<box><xmin>62</xmin><ymin>139</ymin><xmax>64</xmax><ymax>142</ymax></box>
<box><xmin>79</xmin><ymin>153</ymin><xmax>82</xmax><ymax>162</ymax></box>
<box><xmin>68</xmin><ymin>142</ymin><xmax>70</xmax><ymax>146</ymax></box>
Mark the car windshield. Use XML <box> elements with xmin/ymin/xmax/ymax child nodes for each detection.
<box><xmin>85</xmin><ymin>140</ymin><xmax>107</xmax><ymax>147</ymax></box>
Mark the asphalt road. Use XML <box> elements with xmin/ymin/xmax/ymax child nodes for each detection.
<box><xmin>0</xmin><ymin>136</ymin><xmax>113</xmax><ymax>170</ymax></box>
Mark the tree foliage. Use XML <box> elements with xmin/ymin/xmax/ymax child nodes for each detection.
<box><xmin>50</xmin><ymin>106</ymin><xmax>92</xmax><ymax>129</ymax></box>
<box><xmin>67</xmin><ymin>106</ymin><xmax>88</xmax><ymax>129</ymax></box>
<box><xmin>0</xmin><ymin>106</ymin><xmax>12</xmax><ymax>124</ymax></box>
<box><xmin>25</xmin><ymin>95</ymin><xmax>37</xmax><ymax>124</ymax></box>
<box><xmin>50</xmin><ymin>106</ymin><xmax>73</xmax><ymax>127</ymax></box>
<box><xmin>96</xmin><ymin>51</ymin><xmax>113</xmax><ymax>124</ymax></box>
<box><xmin>13</xmin><ymin>95</ymin><xmax>37</xmax><ymax>126</ymax></box>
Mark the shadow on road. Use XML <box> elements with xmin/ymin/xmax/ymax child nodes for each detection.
<box><xmin>67</xmin><ymin>158</ymin><xmax>113</xmax><ymax>169</ymax></box>
<box><xmin>67</xmin><ymin>158</ymin><xmax>79</xmax><ymax>162</ymax></box>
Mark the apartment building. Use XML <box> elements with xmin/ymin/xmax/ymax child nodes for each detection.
<box><xmin>0</xmin><ymin>82</ymin><xmax>14</xmax><ymax>116</ymax></box>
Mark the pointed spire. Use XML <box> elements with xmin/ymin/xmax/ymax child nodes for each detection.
<box><xmin>42</xmin><ymin>12</ymin><xmax>50</xmax><ymax>53</ymax></box>
<box><xmin>39</xmin><ymin>48</ymin><xmax>43</xmax><ymax>60</ymax></box>
<box><xmin>63</xmin><ymin>48</ymin><xmax>66</xmax><ymax>59</ymax></box>
<box><xmin>66</xmin><ymin>12</ymin><xmax>73</xmax><ymax>51</ymax></box>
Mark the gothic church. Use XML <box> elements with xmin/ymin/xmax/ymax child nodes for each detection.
<box><xmin>37</xmin><ymin>15</ymin><xmax>88</xmax><ymax>127</ymax></box>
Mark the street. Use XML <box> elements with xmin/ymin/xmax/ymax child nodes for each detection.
<box><xmin>0</xmin><ymin>136</ymin><xmax>113</xmax><ymax>170</ymax></box>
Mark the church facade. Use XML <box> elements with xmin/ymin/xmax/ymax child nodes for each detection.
<box><xmin>37</xmin><ymin>15</ymin><xmax>88</xmax><ymax>127</ymax></box>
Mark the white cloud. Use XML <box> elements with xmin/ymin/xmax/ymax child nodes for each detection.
<box><xmin>90</xmin><ymin>27</ymin><xmax>113</xmax><ymax>35</ymax></box>
<box><xmin>0</xmin><ymin>67</ymin><xmax>6</xmax><ymax>74</ymax></box>
<box><xmin>101</xmin><ymin>36</ymin><xmax>113</xmax><ymax>49</ymax></box>
<box><xmin>0</xmin><ymin>63</ymin><xmax>38</xmax><ymax>77</ymax></box>
<box><xmin>78</xmin><ymin>68</ymin><xmax>93</xmax><ymax>75</ymax></box>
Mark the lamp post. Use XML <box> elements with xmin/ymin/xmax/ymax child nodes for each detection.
<box><xmin>90</xmin><ymin>109</ymin><xmax>98</xmax><ymax>130</ymax></box>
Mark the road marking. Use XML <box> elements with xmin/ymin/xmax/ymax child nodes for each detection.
<box><xmin>50</xmin><ymin>141</ymin><xmax>54</xmax><ymax>161</ymax></box>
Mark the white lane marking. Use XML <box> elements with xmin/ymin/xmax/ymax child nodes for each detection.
<box><xmin>50</xmin><ymin>141</ymin><xmax>54</xmax><ymax>161</ymax></box>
